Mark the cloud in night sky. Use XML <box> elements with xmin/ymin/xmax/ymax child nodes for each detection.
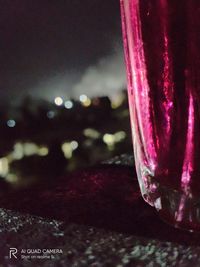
<box><xmin>30</xmin><ymin>42</ymin><xmax>126</xmax><ymax>102</ymax></box>
<box><xmin>0</xmin><ymin>0</ymin><xmax>124</xmax><ymax>105</ymax></box>
<box><xmin>72</xmin><ymin>45</ymin><xmax>126</xmax><ymax>99</ymax></box>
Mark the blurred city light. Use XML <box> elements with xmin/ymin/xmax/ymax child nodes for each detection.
<box><xmin>0</xmin><ymin>91</ymin><xmax>130</xmax><ymax>185</ymax></box>
<box><xmin>64</xmin><ymin>100</ymin><xmax>73</xmax><ymax>109</ymax></box>
<box><xmin>10</xmin><ymin>142</ymin><xmax>49</xmax><ymax>161</ymax></box>
<box><xmin>103</xmin><ymin>131</ymin><xmax>126</xmax><ymax>150</ymax></box>
<box><xmin>71</xmin><ymin>141</ymin><xmax>78</xmax><ymax>150</ymax></box>
<box><xmin>83</xmin><ymin>128</ymin><xmax>100</xmax><ymax>139</ymax></box>
<box><xmin>5</xmin><ymin>173</ymin><xmax>18</xmax><ymax>184</ymax></box>
<box><xmin>0</xmin><ymin>157</ymin><xmax>9</xmax><ymax>177</ymax></box>
<box><xmin>61</xmin><ymin>142</ymin><xmax>73</xmax><ymax>159</ymax></box>
<box><xmin>23</xmin><ymin>143</ymin><xmax>38</xmax><ymax>156</ymax></box>
<box><xmin>79</xmin><ymin>94</ymin><xmax>88</xmax><ymax>103</ymax></box>
<box><xmin>12</xmin><ymin>143</ymin><xmax>24</xmax><ymax>160</ymax></box>
<box><xmin>111</xmin><ymin>93</ymin><xmax>125</xmax><ymax>109</ymax></box>
<box><xmin>54</xmin><ymin>97</ymin><xmax>63</xmax><ymax>106</ymax></box>
<box><xmin>7</xmin><ymin>119</ymin><xmax>16</xmax><ymax>128</ymax></box>
<box><xmin>38</xmin><ymin>147</ymin><xmax>49</xmax><ymax>156</ymax></box>
<box><xmin>47</xmin><ymin>110</ymin><xmax>55</xmax><ymax>119</ymax></box>
<box><xmin>61</xmin><ymin>141</ymin><xmax>78</xmax><ymax>159</ymax></box>
<box><xmin>0</xmin><ymin>142</ymin><xmax>49</xmax><ymax>184</ymax></box>
<box><xmin>103</xmin><ymin>134</ymin><xmax>115</xmax><ymax>146</ymax></box>
<box><xmin>114</xmin><ymin>131</ymin><xmax>126</xmax><ymax>142</ymax></box>
<box><xmin>82</xmin><ymin>98</ymin><xmax>91</xmax><ymax>107</ymax></box>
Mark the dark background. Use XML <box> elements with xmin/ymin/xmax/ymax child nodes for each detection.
<box><xmin>0</xmin><ymin>0</ymin><xmax>125</xmax><ymax>104</ymax></box>
<box><xmin>0</xmin><ymin>0</ymin><xmax>131</xmax><ymax>190</ymax></box>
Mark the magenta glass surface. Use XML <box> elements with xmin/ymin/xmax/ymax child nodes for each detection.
<box><xmin>120</xmin><ymin>0</ymin><xmax>200</xmax><ymax>231</ymax></box>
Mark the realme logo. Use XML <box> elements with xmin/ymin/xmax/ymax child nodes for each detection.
<box><xmin>9</xmin><ymin>248</ymin><xmax>18</xmax><ymax>259</ymax></box>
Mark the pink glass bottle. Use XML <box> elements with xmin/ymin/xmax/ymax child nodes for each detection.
<box><xmin>120</xmin><ymin>0</ymin><xmax>200</xmax><ymax>231</ymax></box>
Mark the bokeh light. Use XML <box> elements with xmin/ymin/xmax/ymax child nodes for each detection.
<box><xmin>54</xmin><ymin>97</ymin><xmax>63</xmax><ymax>106</ymax></box>
<box><xmin>64</xmin><ymin>100</ymin><xmax>73</xmax><ymax>109</ymax></box>
<box><xmin>79</xmin><ymin>94</ymin><xmax>88</xmax><ymax>103</ymax></box>
<box><xmin>71</xmin><ymin>141</ymin><xmax>79</xmax><ymax>150</ymax></box>
<box><xmin>47</xmin><ymin>110</ymin><xmax>55</xmax><ymax>119</ymax></box>
<box><xmin>7</xmin><ymin>119</ymin><xmax>16</xmax><ymax>128</ymax></box>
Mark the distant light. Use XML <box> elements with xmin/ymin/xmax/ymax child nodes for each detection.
<box><xmin>47</xmin><ymin>110</ymin><xmax>55</xmax><ymax>119</ymax></box>
<box><xmin>114</xmin><ymin>131</ymin><xmax>126</xmax><ymax>142</ymax></box>
<box><xmin>111</xmin><ymin>93</ymin><xmax>124</xmax><ymax>109</ymax></box>
<box><xmin>7</xmin><ymin>119</ymin><xmax>16</xmax><ymax>128</ymax></box>
<box><xmin>82</xmin><ymin>98</ymin><xmax>91</xmax><ymax>107</ymax></box>
<box><xmin>0</xmin><ymin>157</ymin><xmax>9</xmax><ymax>177</ymax></box>
<box><xmin>102</xmin><ymin>131</ymin><xmax>126</xmax><ymax>150</ymax></box>
<box><xmin>54</xmin><ymin>97</ymin><xmax>63</xmax><ymax>106</ymax></box>
<box><xmin>11</xmin><ymin>142</ymin><xmax>49</xmax><ymax>160</ymax></box>
<box><xmin>12</xmin><ymin>143</ymin><xmax>24</xmax><ymax>160</ymax></box>
<box><xmin>83</xmin><ymin>128</ymin><xmax>100</xmax><ymax>139</ymax></box>
<box><xmin>71</xmin><ymin>141</ymin><xmax>78</xmax><ymax>150</ymax></box>
<box><xmin>103</xmin><ymin>134</ymin><xmax>115</xmax><ymax>146</ymax></box>
<box><xmin>64</xmin><ymin>100</ymin><xmax>73</xmax><ymax>109</ymax></box>
<box><xmin>24</xmin><ymin>143</ymin><xmax>38</xmax><ymax>156</ymax></box>
<box><xmin>38</xmin><ymin>147</ymin><xmax>49</xmax><ymax>156</ymax></box>
<box><xmin>5</xmin><ymin>174</ymin><xmax>18</xmax><ymax>184</ymax></box>
<box><xmin>61</xmin><ymin>142</ymin><xmax>73</xmax><ymax>159</ymax></box>
<box><xmin>79</xmin><ymin>94</ymin><xmax>88</xmax><ymax>103</ymax></box>
<box><xmin>103</xmin><ymin>133</ymin><xmax>115</xmax><ymax>151</ymax></box>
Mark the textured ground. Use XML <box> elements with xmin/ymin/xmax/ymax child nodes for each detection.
<box><xmin>0</xmin><ymin>154</ymin><xmax>200</xmax><ymax>266</ymax></box>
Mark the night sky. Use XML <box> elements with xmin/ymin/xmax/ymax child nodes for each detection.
<box><xmin>0</xmin><ymin>0</ymin><xmax>126</xmax><ymax>105</ymax></box>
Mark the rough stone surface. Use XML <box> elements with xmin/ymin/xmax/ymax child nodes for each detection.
<box><xmin>1</xmin><ymin>208</ymin><xmax>200</xmax><ymax>267</ymax></box>
<box><xmin>102</xmin><ymin>154</ymin><xmax>134</xmax><ymax>166</ymax></box>
<box><xmin>0</xmin><ymin>154</ymin><xmax>200</xmax><ymax>266</ymax></box>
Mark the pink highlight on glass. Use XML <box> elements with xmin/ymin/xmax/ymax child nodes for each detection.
<box><xmin>181</xmin><ymin>92</ymin><xmax>194</xmax><ymax>193</ymax></box>
<box><xmin>122</xmin><ymin>0</ymin><xmax>158</xmax><ymax>178</ymax></box>
<box><xmin>121</xmin><ymin>0</ymin><xmax>200</xmax><ymax>231</ymax></box>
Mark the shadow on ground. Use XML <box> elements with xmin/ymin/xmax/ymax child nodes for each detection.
<box><xmin>0</xmin><ymin>164</ymin><xmax>199</xmax><ymax>246</ymax></box>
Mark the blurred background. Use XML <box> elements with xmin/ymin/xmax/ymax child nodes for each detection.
<box><xmin>0</xmin><ymin>0</ymin><xmax>132</xmax><ymax>189</ymax></box>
